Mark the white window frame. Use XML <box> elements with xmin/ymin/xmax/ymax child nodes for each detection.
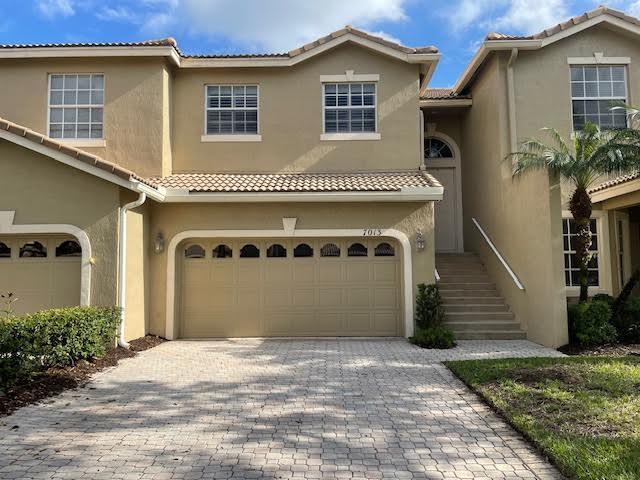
<box><xmin>47</xmin><ymin>73</ymin><xmax>106</xmax><ymax>147</ymax></box>
<box><xmin>320</xmin><ymin>81</ymin><xmax>380</xmax><ymax>141</ymax></box>
<box><xmin>201</xmin><ymin>84</ymin><xmax>261</xmax><ymax>142</ymax></box>
<box><xmin>614</xmin><ymin>210</ymin><xmax>632</xmax><ymax>292</ymax></box>
<box><xmin>568</xmin><ymin>63</ymin><xmax>628</xmax><ymax>131</ymax></box>
<box><xmin>562</xmin><ymin>210</ymin><xmax>612</xmax><ymax>297</ymax></box>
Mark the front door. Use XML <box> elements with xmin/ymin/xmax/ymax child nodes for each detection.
<box><xmin>431</xmin><ymin>167</ymin><xmax>458</xmax><ymax>252</ymax></box>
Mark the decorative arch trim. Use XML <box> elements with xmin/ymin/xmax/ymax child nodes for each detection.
<box><xmin>165</xmin><ymin>226</ymin><xmax>414</xmax><ymax>340</ymax></box>
<box><xmin>0</xmin><ymin>211</ymin><xmax>92</xmax><ymax>305</ymax></box>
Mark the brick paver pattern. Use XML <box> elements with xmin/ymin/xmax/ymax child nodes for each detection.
<box><xmin>0</xmin><ymin>339</ymin><xmax>566</xmax><ymax>479</ymax></box>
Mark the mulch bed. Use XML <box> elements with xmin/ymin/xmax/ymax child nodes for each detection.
<box><xmin>0</xmin><ymin>335</ymin><xmax>166</xmax><ymax>418</ymax></box>
<box><xmin>559</xmin><ymin>343</ymin><xmax>640</xmax><ymax>356</ymax></box>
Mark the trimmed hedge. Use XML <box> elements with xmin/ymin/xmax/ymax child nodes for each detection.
<box><xmin>568</xmin><ymin>300</ymin><xmax>617</xmax><ymax>346</ymax></box>
<box><xmin>0</xmin><ymin>306</ymin><xmax>120</xmax><ymax>390</ymax></box>
<box><xmin>410</xmin><ymin>326</ymin><xmax>456</xmax><ymax>349</ymax></box>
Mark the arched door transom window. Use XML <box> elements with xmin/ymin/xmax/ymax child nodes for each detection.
<box><xmin>424</xmin><ymin>137</ymin><xmax>453</xmax><ymax>159</ymax></box>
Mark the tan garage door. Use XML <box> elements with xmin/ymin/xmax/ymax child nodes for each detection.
<box><xmin>179</xmin><ymin>238</ymin><xmax>402</xmax><ymax>337</ymax></box>
<box><xmin>0</xmin><ymin>236</ymin><xmax>81</xmax><ymax>314</ymax></box>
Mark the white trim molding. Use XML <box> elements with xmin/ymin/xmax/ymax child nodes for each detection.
<box><xmin>320</xmin><ymin>70</ymin><xmax>380</xmax><ymax>82</ymax></box>
<box><xmin>164</xmin><ymin>226</ymin><xmax>415</xmax><ymax>340</ymax></box>
<box><xmin>320</xmin><ymin>133</ymin><xmax>381</xmax><ymax>141</ymax></box>
<box><xmin>201</xmin><ymin>134</ymin><xmax>262</xmax><ymax>143</ymax></box>
<box><xmin>0</xmin><ymin>210</ymin><xmax>92</xmax><ymax>305</ymax></box>
<box><xmin>567</xmin><ymin>52</ymin><xmax>631</xmax><ymax>64</ymax></box>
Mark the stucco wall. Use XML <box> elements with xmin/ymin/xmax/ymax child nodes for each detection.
<box><xmin>172</xmin><ymin>43</ymin><xmax>422</xmax><ymax>173</ymax></box>
<box><xmin>461</xmin><ymin>53</ymin><xmax>568</xmax><ymax>347</ymax></box>
<box><xmin>0</xmin><ymin>140</ymin><xmax>120</xmax><ymax>306</ymax></box>
<box><xmin>0</xmin><ymin>57</ymin><xmax>169</xmax><ymax>177</ymax></box>
<box><xmin>146</xmin><ymin>201</ymin><xmax>435</xmax><ymax>338</ymax></box>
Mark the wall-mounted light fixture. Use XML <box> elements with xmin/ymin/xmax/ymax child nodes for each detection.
<box><xmin>416</xmin><ymin>231</ymin><xmax>425</xmax><ymax>251</ymax></box>
<box><xmin>154</xmin><ymin>232</ymin><xmax>165</xmax><ymax>254</ymax></box>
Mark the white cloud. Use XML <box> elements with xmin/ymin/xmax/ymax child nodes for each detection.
<box><xmin>37</xmin><ymin>0</ymin><xmax>75</xmax><ymax>18</ymax></box>
<box><xmin>94</xmin><ymin>0</ymin><xmax>408</xmax><ymax>52</ymax></box>
<box><xmin>448</xmin><ymin>0</ymin><xmax>569</xmax><ymax>35</ymax></box>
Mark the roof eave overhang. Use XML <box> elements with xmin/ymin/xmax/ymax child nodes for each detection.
<box><xmin>161</xmin><ymin>186</ymin><xmax>444</xmax><ymax>203</ymax></box>
<box><xmin>419</xmin><ymin>98</ymin><xmax>473</xmax><ymax>108</ymax></box>
<box><xmin>590</xmin><ymin>177</ymin><xmax>640</xmax><ymax>204</ymax></box>
<box><xmin>454</xmin><ymin>14</ymin><xmax>640</xmax><ymax>93</ymax></box>
<box><xmin>0</xmin><ymin>45</ymin><xmax>181</xmax><ymax>66</ymax></box>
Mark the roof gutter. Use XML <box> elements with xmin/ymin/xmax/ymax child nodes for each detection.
<box><xmin>117</xmin><ymin>192</ymin><xmax>146</xmax><ymax>349</ymax></box>
<box><xmin>161</xmin><ymin>187</ymin><xmax>444</xmax><ymax>203</ymax></box>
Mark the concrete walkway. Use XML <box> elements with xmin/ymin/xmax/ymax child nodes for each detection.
<box><xmin>0</xmin><ymin>339</ymin><xmax>565</xmax><ymax>479</ymax></box>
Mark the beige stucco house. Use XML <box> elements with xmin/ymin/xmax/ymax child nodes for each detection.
<box><xmin>2</xmin><ymin>6</ymin><xmax>640</xmax><ymax>348</ymax></box>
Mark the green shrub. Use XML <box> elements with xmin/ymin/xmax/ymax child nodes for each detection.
<box><xmin>568</xmin><ymin>300</ymin><xmax>617</xmax><ymax>346</ymax></box>
<box><xmin>410</xmin><ymin>326</ymin><xmax>456</xmax><ymax>349</ymax></box>
<box><xmin>415</xmin><ymin>283</ymin><xmax>444</xmax><ymax>329</ymax></box>
<box><xmin>591</xmin><ymin>293</ymin><xmax>614</xmax><ymax>306</ymax></box>
<box><xmin>0</xmin><ymin>306</ymin><xmax>120</xmax><ymax>390</ymax></box>
<box><xmin>614</xmin><ymin>297</ymin><xmax>640</xmax><ymax>343</ymax></box>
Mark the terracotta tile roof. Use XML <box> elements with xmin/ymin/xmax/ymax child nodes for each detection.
<box><xmin>1</xmin><ymin>27</ymin><xmax>436</xmax><ymax>59</ymax></box>
<box><xmin>0</xmin><ymin>116</ymin><xmax>158</xmax><ymax>189</ymax></box>
<box><xmin>422</xmin><ymin>88</ymin><xmax>471</xmax><ymax>100</ymax></box>
<box><xmin>287</xmin><ymin>26</ymin><xmax>438</xmax><ymax>57</ymax></box>
<box><xmin>589</xmin><ymin>172</ymin><xmax>640</xmax><ymax>194</ymax></box>
<box><xmin>150</xmin><ymin>171</ymin><xmax>441</xmax><ymax>193</ymax></box>
<box><xmin>486</xmin><ymin>6</ymin><xmax>639</xmax><ymax>41</ymax></box>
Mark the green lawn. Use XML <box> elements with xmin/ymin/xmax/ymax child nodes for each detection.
<box><xmin>446</xmin><ymin>356</ymin><xmax>640</xmax><ymax>480</ymax></box>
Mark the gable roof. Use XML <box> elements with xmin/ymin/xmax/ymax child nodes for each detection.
<box><xmin>0</xmin><ymin>26</ymin><xmax>438</xmax><ymax>68</ymax></box>
<box><xmin>455</xmin><ymin>6</ymin><xmax>640</xmax><ymax>93</ymax></box>
<box><xmin>589</xmin><ymin>172</ymin><xmax>640</xmax><ymax>194</ymax></box>
<box><xmin>0</xmin><ymin>116</ymin><xmax>162</xmax><ymax>197</ymax></box>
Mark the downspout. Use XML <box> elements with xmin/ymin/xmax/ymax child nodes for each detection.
<box><xmin>507</xmin><ymin>48</ymin><xmax>519</xmax><ymax>153</ymax></box>
<box><xmin>118</xmin><ymin>192</ymin><xmax>146</xmax><ymax>349</ymax></box>
<box><xmin>419</xmin><ymin>109</ymin><xmax>426</xmax><ymax>170</ymax></box>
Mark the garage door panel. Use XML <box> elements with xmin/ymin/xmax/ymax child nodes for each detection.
<box><xmin>373</xmin><ymin>263</ymin><xmax>398</xmax><ymax>282</ymax></box>
<box><xmin>292</xmin><ymin>288</ymin><xmax>315</xmax><ymax>306</ymax></box>
<box><xmin>345</xmin><ymin>312</ymin><xmax>372</xmax><ymax>333</ymax></box>
<box><xmin>180</xmin><ymin>237</ymin><xmax>401</xmax><ymax>338</ymax></box>
<box><xmin>12</xmin><ymin>263</ymin><xmax>51</xmax><ymax>289</ymax></box>
<box><xmin>318</xmin><ymin>263</ymin><xmax>342</xmax><ymax>282</ymax></box>
<box><xmin>345</xmin><ymin>263</ymin><xmax>370</xmax><ymax>282</ymax></box>
<box><xmin>347</xmin><ymin>288</ymin><xmax>371</xmax><ymax>307</ymax></box>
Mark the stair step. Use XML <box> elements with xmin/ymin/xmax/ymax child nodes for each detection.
<box><xmin>443</xmin><ymin>304</ymin><xmax>510</xmax><ymax>312</ymax></box>
<box><xmin>439</xmin><ymin>289</ymin><xmax>502</xmax><ymax>297</ymax></box>
<box><xmin>441</xmin><ymin>296</ymin><xmax>506</xmax><ymax>305</ymax></box>
<box><xmin>438</xmin><ymin>282</ymin><xmax>496</xmax><ymax>290</ymax></box>
<box><xmin>453</xmin><ymin>330</ymin><xmax>528</xmax><ymax>340</ymax></box>
<box><xmin>437</xmin><ymin>266</ymin><xmax>487</xmax><ymax>273</ymax></box>
<box><xmin>438</xmin><ymin>275</ymin><xmax>492</xmax><ymax>283</ymax></box>
<box><xmin>445</xmin><ymin>320</ymin><xmax>522</xmax><ymax>331</ymax></box>
<box><xmin>445</xmin><ymin>311</ymin><xmax>515</xmax><ymax>321</ymax></box>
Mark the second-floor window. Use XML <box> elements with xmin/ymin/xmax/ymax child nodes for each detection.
<box><xmin>570</xmin><ymin>65</ymin><xmax>627</xmax><ymax>130</ymax></box>
<box><xmin>323</xmin><ymin>83</ymin><xmax>376</xmax><ymax>133</ymax></box>
<box><xmin>205</xmin><ymin>85</ymin><xmax>258</xmax><ymax>135</ymax></box>
<box><xmin>48</xmin><ymin>74</ymin><xmax>104</xmax><ymax>139</ymax></box>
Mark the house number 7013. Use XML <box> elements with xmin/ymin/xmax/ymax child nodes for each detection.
<box><xmin>362</xmin><ymin>228</ymin><xmax>383</xmax><ymax>236</ymax></box>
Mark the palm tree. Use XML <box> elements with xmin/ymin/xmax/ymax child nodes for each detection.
<box><xmin>509</xmin><ymin>122</ymin><xmax>640</xmax><ymax>301</ymax></box>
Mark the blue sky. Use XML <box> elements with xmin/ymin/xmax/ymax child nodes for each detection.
<box><xmin>1</xmin><ymin>0</ymin><xmax>638</xmax><ymax>86</ymax></box>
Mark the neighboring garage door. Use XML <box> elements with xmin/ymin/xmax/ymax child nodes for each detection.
<box><xmin>179</xmin><ymin>238</ymin><xmax>402</xmax><ymax>337</ymax></box>
<box><xmin>0</xmin><ymin>236</ymin><xmax>81</xmax><ymax>314</ymax></box>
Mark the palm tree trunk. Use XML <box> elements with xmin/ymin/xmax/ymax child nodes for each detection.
<box><xmin>569</xmin><ymin>186</ymin><xmax>593</xmax><ymax>302</ymax></box>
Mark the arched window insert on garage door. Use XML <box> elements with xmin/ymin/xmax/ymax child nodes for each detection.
<box><xmin>294</xmin><ymin>243</ymin><xmax>314</xmax><ymax>257</ymax></box>
<box><xmin>320</xmin><ymin>243</ymin><xmax>340</xmax><ymax>257</ymax></box>
<box><xmin>0</xmin><ymin>242</ymin><xmax>10</xmax><ymax>258</ymax></box>
<box><xmin>212</xmin><ymin>244</ymin><xmax>232</xmax><ymax>258</ymax></box>
<box><xmin>267</xmin><ymin>244</ymin><xmax>287</xmax><ymax>258</ymax></box>
<box><xmin>19</xmin><ymin>241</ymin><xmax>47</xmax><ymax>258</ymax></box>
<box><xmin>424</xmin><ymin>137</ymin><xmax>453</xmax><ymax>159</ymax></box>
<box><xmin>374</xmin><ymin>242</ymin><xmax>395</xmax><ymax>257</ymax></box>
<box><xmin>348</xmin><ymin>243</ymin><xmax>368</xmax><ymax>257</ymax></box>
<box><xmin>184</xmin><ymin>244</ymin><xmax>206</xmax><ymax>259</ymax></box>
<box><xmin>56</xmin><ymin>240</ymin><xmax>82</xmax><ymax>257</ymax></box>
<box><xmin>240</xmin><ymin>244</ymin><xmax>260</xmax><ymax>258</ymax></box>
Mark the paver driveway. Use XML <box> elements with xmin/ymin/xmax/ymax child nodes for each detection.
<box><xmin>0</xmin><ymin>339</ymin><xmax>565</xmax><ymax>480</ymax></box>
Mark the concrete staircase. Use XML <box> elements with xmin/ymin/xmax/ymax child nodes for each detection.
<box><xmin>436</xmin><ymin>253</ymin><xmax>526</xmax><ymax>340</ymax></box>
